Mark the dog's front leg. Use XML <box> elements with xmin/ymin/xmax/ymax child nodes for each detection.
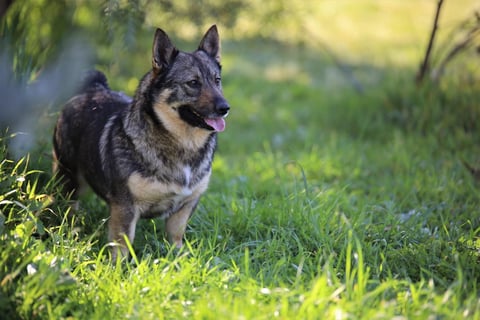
<box><xmin>108</xmin><ymin>203</ymin><xmax>140</xmax><ymax>260</ymax></box>
<box><xmin>166</xmin><ymin>198</ymin><xmax>200</xmax><ymax>248</ymax></box>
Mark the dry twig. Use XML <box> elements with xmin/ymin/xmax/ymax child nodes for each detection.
<box><xmin>416</xmin><ymin>0</ymin><xmax>444</xmax><ymax>84</ymax></box>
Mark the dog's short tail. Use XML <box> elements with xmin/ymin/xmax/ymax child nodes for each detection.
<box><xmin>78</xmin><ymin>70</ymin><xmax>109</xmax><ymax>93</ymax></box>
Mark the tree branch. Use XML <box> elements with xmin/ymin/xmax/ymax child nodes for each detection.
<box><xmin>416</xmin><ymin>0</ymin><xmax>444</xmax><ymax>85</ymax></box>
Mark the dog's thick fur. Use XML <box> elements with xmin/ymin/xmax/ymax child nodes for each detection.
<box><xmin>53</xmin><ymin>25</ymin><xmax>229</xmax><ymax>259</ymax></box>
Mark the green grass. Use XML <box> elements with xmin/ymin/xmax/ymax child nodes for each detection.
<box><xmin>2</xmin><ymin>1</ymin><xmax>480</xmax><ymax>319</ymax></box>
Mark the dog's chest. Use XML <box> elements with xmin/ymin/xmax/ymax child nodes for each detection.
<box><xmin>127</xmin><ymin>166</ymin><xmax>210</xmax><ymax>217</ymax></box>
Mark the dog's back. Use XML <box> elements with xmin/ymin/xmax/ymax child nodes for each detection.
<box><xmin>53</xmin><ymin>70</ymin><xmax>132</xmax><ymax>198</ymax></box>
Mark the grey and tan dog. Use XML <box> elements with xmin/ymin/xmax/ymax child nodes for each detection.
<box><xmin>53</xmin><ymin>25</ymin><xmax>229</xmax><ymax>259</ymax></box>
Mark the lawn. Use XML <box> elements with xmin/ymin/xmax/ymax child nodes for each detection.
<box><xmin>1</xmin><ymin>1</ymin><xmax>480</xmax><ymax>319</ymax></box>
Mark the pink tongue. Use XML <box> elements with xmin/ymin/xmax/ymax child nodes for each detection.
<box><xmin>205</xmin><ymin>118</ymin><xmax>226</xmax><ymax>132</ymax></box>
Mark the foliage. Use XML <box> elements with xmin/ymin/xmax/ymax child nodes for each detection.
<box><xmin>0</xmin><ymin>0</ymin><xmax>296</xmax><ymax>75</ymax></box>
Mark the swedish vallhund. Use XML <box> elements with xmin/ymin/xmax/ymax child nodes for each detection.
<box><xmin>53</xmin><ymin>25</ymin><xmax>229</xmax><ymax>260</ymax></box>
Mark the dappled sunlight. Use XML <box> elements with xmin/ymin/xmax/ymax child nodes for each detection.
<box><xmin>222</xmin><ymin>43</ymin><xmax>315</xmax><ymax>85</ymax></box>
<box><xmin>264</xmin><ymin>61</ymin><xmax>310</xmax><ymax>84</ymax></box>
<box><xmin>222</xmin><ymin>0</ymin><xmax>478</xmax><ymax>88</ymax></box>
<box><xmin>126</xmin><ymin>77</ymin><xmax>139</xmax><ymax>93</ymax></box>
<box><xmin>73</xmin><ymin>5</ymin><xmax>96</xmax><ymax>27</ymax></box>
<box><xmin>300</xmin><ymin>1</ymin><xmax>475</xmax><ymax>66</ymax></box>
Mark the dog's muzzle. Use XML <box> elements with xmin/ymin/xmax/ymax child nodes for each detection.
<box><xmin>204</xmin><ymin>96</ymin><xmax>229</xmax><ymax>132</ymax></box>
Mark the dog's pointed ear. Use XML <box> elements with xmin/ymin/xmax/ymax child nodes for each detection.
<box><xmin>152</xmin><ymin>28</ymin><xmax>178</xmax><ymax>74</ymax></box>
<box><xmin>198</xmin><ymin>25</ymin><xmax>221</xmax><ymax>63</ymax></box>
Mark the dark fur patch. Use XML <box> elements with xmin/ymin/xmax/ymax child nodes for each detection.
<box><xmin>178</xmin><ymin>105</ymin><xmax>215</xmax><ymax>130</ymax></box>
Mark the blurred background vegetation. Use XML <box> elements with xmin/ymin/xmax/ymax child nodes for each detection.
<box><xmin>1</xmin><ymin>0</ymin><xmax>478</xmax><ymax>83</ymax></box>
<box><xmin>0</xmin><ymin>0</ymin><xmax>479</xmax><ymax>156</ymax></box>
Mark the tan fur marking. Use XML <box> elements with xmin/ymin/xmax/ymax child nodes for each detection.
<box><xmin>128</xmin><ymin>171</ymin><xmax>210</xmax><ymax>248</ymax></box>
<box><xmin>192</xmin><ymin>173</ymin><xmax>211</xmax><ymax>197</ymax></box>
<box><xmin>128</xmin><ymin>172</ymin><xmax>193</xmax><ymax>203</ymax></box>
<box><xmin>164</xmin><ymin>173</ymin><xmax>210</xmax><ymax>247</ymax></box>
<box><xmin>153</xmin><ymin>90</ymin><xmax>212</xmax><ymax>150</ymax></box>
<box><xmin>128</xmin><ymin>171</ymin><xmax>211</xmax><ymax>202</ymax></box>
<box><xmin>166</xmin><ymin>201</ymin><xmax>197</xmax><ymax>247</ymax></box>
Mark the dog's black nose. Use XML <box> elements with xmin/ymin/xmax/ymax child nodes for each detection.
<box><xmin>215</xmin><ymin>97</ymin><xmax>230</xmax><ymax>116</ymax></box>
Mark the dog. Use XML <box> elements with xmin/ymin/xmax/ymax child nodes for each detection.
<box><xmin>52</xmin><ymin>25</ymin><xmax>229</xmax><ymax>260</ymax></box>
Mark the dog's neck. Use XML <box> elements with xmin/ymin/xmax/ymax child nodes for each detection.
<box><xmin>124</xmin><ymin>100</ymin><xmax>216</xmax><ymax>153</ymax></box>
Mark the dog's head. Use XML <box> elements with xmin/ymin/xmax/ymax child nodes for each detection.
<box><xmin>146</xmin><ymin>25</ymin><xmax>229</xmax><ymax>134</ymax></box>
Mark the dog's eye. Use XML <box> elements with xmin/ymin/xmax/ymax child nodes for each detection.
<box><xmin>214</xmin><ymin>77</ymin><xmax>221</xmax><ymax>86</ymax></box>
<box><xmin>187</xmin><ymin>79</ymin><xmax>200</xmax><ymax>88</ymax></box>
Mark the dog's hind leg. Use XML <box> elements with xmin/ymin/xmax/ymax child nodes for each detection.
<box><xmin>52</xmin><ymin>150</ymin><xmax>81</xmax><ymax>200</ymax></box>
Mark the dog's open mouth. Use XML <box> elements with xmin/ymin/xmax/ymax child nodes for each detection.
<box><xmin>178</xmin><ymin>106</ymin><xmax>227</xmax><ymax>132</ymax></box>
<box><xmin>204</xmin><ymin>117</ymin><xmax>226</xmax><ymax>132</ymax></box>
